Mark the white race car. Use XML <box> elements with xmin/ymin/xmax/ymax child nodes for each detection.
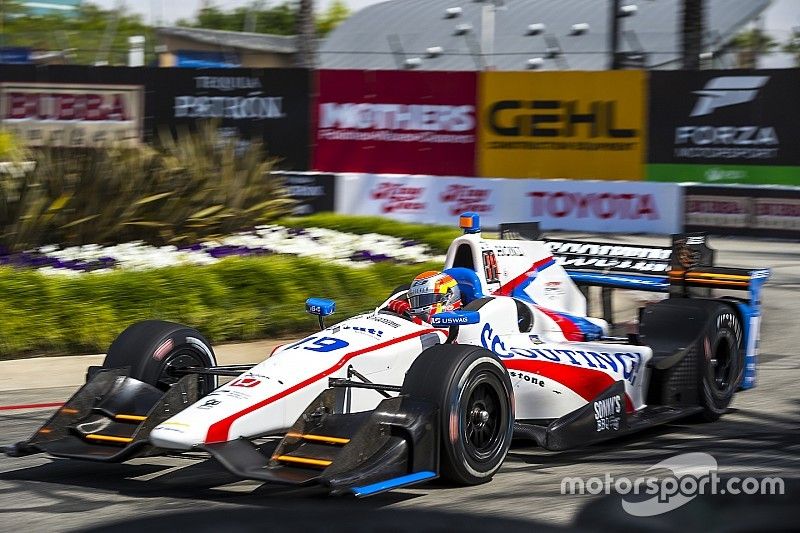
<box><xmin>5</xmin><ymin>213</ymin><xmax>769</xmax><ymax>497</ymax></box>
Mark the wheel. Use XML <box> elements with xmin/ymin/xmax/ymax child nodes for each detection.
<box><xmin>698</xmin><ymin>304</ymin><xmax>743</xmax><ymax>421</ymax></box>
<box><xmin>102</xmin><ymin>320</ymin><xmax>218</xmax><ymax>396</ymax></box>
<box><xmin>402</xmin><ymin>344</ymin><xmax>514</xmax><ymax>485</ymax></box>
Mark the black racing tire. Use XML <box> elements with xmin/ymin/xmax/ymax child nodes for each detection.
<box><xmin>402</xmin><ymin>344</ymin><xmax>514</xmax><ymax>485</ymax></box>
<box><xmin>698</xmin><ymin>304</ymin><xmax>744</xmax><ymax>422</ymax></box>
<box><xmin>102</xmin><ymin>320</ymin><xmax>218</xmax><ymax>396</ymax></box>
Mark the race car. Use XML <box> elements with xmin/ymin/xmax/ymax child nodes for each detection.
<box><xmin>4</xmin><ymin>213</ymin><xmax>770</xmax><ymax>497</ymax></box>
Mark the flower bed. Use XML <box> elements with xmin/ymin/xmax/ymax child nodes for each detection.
<box><xmin>1</xmin><ymin>224</ymin><xmax>445</xmax><ymax>275</ymax></box>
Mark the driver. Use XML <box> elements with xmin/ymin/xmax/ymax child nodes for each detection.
<box><xmin>387</xmin><ymin>271</ymin><xmax>462</xmax><ymax>323</ymax></box>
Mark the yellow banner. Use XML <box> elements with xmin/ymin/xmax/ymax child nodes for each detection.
<box><xmin>478</xmin><ymin>71</ymin><xmax>646</xmax><ymax>180</ymax></box>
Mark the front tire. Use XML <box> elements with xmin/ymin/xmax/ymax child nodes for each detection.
<box><xmin>102</xmin><ymin>320</ymin><xmax>218</xmax><ymax>396</ymax></box>
<box><xmin>402</xmin><ymin>345</ymin><xmax>514</xmax><ymax>485</ymax></box>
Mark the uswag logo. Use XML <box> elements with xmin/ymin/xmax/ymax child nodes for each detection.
<box><xmin>370</xmin><ymin>182</ymin><xmax>425</xmax><ymax>213</ymax></box>
<box><xmin>440</xmin><ymin>184</ymin><xmax>493</xmax><ymax>216</ymax></box>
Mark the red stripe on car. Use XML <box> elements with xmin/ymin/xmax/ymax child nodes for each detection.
<box><xmin>504</xmin><ymin>359</ymin><xmax>634</xmax><ymax>413</ymax></box>
<box><xmin>493</xmin><ymin>256</ymin><xmax>554</xmax><ymax>297</ymax></box>
<box><xmin>204</xmin><ymin>328</ymin><xmax>441</xmax><ymax>443</ymax></box>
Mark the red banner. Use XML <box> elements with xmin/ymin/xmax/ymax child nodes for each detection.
<box><xmin>313</xmin><ymin>70</ymin><xmax>477</xmax><ymax>176</ymax></box>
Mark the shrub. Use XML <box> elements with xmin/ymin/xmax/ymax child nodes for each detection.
<box><xmin>0</xmin><ymin>255</ymin><xmax>442</xmax><ymax>359</ymax></box>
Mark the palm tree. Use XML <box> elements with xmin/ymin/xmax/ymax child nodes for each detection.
<box><xmin>732</xmin><ymin>28</ymin><xmax>777</xmax><ymax>68</ymax></box>
<box><xmin>295</xmin><ymin>0</ymin><xmax>315</xmax><ymax>68</ymax></box>
<box><xmin>680</xmin><ymin>0</ymin><xmax>705</xmax><ymax>70</ymax></box>
<box><xmin>782</xmin><ymin>27</ymin><xmax>800</xmax><ymax>67</ymax></box>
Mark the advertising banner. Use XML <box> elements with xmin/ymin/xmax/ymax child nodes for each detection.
<box><xmin>151</xmin><ymin>68</ymin><xmax>311</xmax><ymax>170</ymax></box>
<box><xmin>336</xmin><ymin>174</ymin><xmax>681</xmax><ymax>234</ymax></box>
<box><xmin>478</xmin><ymin>71</ymin><xmax>646</xmax><ymax>180</ymax></box>
<box><xmin>0</xmin><ymin>81</ymin><xmax>143</xmax><ymax>146</ymax></box>
<box><xmin>275</xmin><ymin>171</ymin><xmax>336</xmax><ymax>215</ymax></box>
<box><xmin>648</xmin><ymin>70</ymin><xmax>800</xmax><ymax>185</ymax></box>
<box><xmin>336</xmin><ymin>174</ymin><xmax>511</xmax><ymax>228</ymax></box>
<box><xmin>313</xmin><ymin>70</ymin><xmax>478</xmax><ymax>176</ymax></box>
<box><xmin>509</xmin><ymin>179</ymin><xmax>681</xmax><ymax>234</ymax></box>
<box><xmin>684</xmin><ymin>184</ymin><xmax>800</xmax><ymax>238</ymax></box>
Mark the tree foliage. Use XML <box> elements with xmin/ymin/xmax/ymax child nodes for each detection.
<box><xmin>1</xmin><ymin>2</ymin><xmax>154</xmax><ymax>65</ymax></box>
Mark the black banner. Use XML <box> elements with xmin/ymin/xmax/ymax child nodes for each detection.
<box><xmin>0</xmin><ymin>66</ymin><xmax>311</xmax><ymax>169</ymax></box>
<box><xmin>275</xmin><ymin>172</ymin><xmax>336</xmax><ymax>215</ymax></box>
<box><xmin>649</xmin><ymin>69</ymin><xmax>800</xmax><ymax>166</ymax></box>
<box><xmin>150</xmin><ymin>68</ymin><xmax>311</xmax><ymax>170</ymax></box>
<box><xmin>685</xmin><ymin>184</ymin><xmax>800</xmax><ymax>239</ymax></box>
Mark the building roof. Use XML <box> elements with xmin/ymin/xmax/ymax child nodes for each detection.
<box><xmin>156</xmin><ymin>26</ymin><xmax>297</xmax><ymax>55</ymax></box>
<box><xmin>320</xmin><ymin>0</ymin><xmax>770</xmax><ymax>70</ymax></box>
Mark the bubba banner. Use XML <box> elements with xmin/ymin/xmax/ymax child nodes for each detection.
<box><xmin>313</xmin><ymin>70</ymin><xmax>478</xmax><ymax>176</ymax></box>
<box><xmin>648</xmin><ymin>70</ymin><xmax>800</xmax><ymax>185</ymax></box>
<box><xmin>478</xmin><ymin>71</ymin><xmax>646</xmax><ymax>180</ymax></box>
<box><xmin>0</xmin><ymin>81</ymin><xmax>143</xmax><ymax>146</ymax></box>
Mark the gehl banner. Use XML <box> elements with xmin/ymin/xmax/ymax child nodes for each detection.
<box><xmin>478</xmin><ymin>71</ymin><xmax>646</xmax><ymax>180</ymax></box>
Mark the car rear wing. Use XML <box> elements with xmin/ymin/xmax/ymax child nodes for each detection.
<box><xmin>499</xmin><ymin>224</ymin><xmax>770</xmax><ymax>390</ymax></box>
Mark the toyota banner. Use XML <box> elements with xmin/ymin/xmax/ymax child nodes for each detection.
<box><xmin>648</xmin><ymin>69</ymin><xmax>800</xmax><ymax>185</ymax></box>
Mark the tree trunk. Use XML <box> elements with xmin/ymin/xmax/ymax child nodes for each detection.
<box><xmin>681</xmin><ymin>0</ymin><xmax>705</xmax><ymax>70</ymax></box>
<box><xmin>295</xmin><ymin>0</ymin><xmax>316</xmax><ymax>68</ymax></box>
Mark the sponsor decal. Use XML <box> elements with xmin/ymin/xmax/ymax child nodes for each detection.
<box><xmin>368</xmin><ymin>314</ymin><xmax>401</xmax><ymax>328</ymax></box>
<box><xmin>318</xmin><ymin>102</ymin><xmax>475</xmax><ymax>144</ymax></box>
<box><xmin>152</xmin><ymin>339</ymin><xmax>175</xmax><ymax>361</ymax></box>
<box><xmin>429</xmin><ymin>314</ymin><xmax>472</xmax><ymax>326</ymax></box>
<box><xmin>174</xmin><ymin>76</ymin><xmax>284</xmax><ymax>120</ymax></box>
<box><xmin>197</xmin><ymin>398</ymin><xmax>222</xmax><ymax>409</ymax></box>
<box><xmin>508</xmin><ymin>370</ymin><xmax>546</xmax><ymax>387</ymax></box>
<box><xmin>313</xmin><ymin>70</ymin><xmax>477</xmax><ymax>175</ymax></box>
<box><xmin>529</xmin><ymin>334</ymin><xmax>544</xmax><ymax>344</ymax></box>
<box><xmin>479</xmin><ymin>71</ymin><xmax>645</xmax><ymax>180</ymax></box>
<box><xmin>593</xmin><ymin>395</ymin><xmax>622</xmax><ymax>432</ymax></box>
<box><xmin>544</xmin><ymin>281</ymin><xmax>565</xmax><ymax>300</ymax></box>
<box><xmin>370</xmin><ymin>182</ymin><xmax>426</xmax><ymax>214</ymax></box>
<box><xmin>480</xmin><ymin>323</ymin><xmax>643</xmax><ymax>385</ymax></box>
<box><xmin>341</xmin><ymin>325</ymin><xmax>384</xmax><ymax>339</ymax></box>
<box><xmin>546</xmin><ymin>240</ymin><xmax>672</xmax><ymax>275</ymax></box>
<box><xmin>528</xmin><ymin>191</ymin><xmax>658</xmax><ymax>220</ymax></box>
<box><xmin>440</xmin><ymin>184</ymin><xmax>493</xmax><ymax>216</ymax></box>
<box><xmin>228</xmin><ymin>376</ymin><xmax>261</xmax><ymax>388</ymax></box>
<box><xmin>690</xmin><ymin>76</ymin><xmax>768</xmax><ymax>117</ymax></box>
<box><xmin>0</xmin><ymin>82</ymin><xmax>143</xmax><ymax>146</ymax></box>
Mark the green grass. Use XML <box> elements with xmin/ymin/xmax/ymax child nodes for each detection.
<box><xmin>0</xmin><ymin>256</ymin><xmax>442</xmax><ymax>359</ymax></box>
<box><xmin>277</xmin><ymin>213</ymin><xmax>461</xmax><ymax>254</ymax></box>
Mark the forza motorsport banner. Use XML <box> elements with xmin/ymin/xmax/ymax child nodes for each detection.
<box><xmin>335</xmin><ymin>174</ymin><xmax>511</xmax><ymax>228</ymax></box>
<box><xmin>478</xmin><ymin>71</ymin><xmax>646</xmax><ymax>180</ymax></box>
<box><xmin>0</xmin><ymin>81</ymin><xmax>143</xmax><ymax>146</ymax></box>
<box><xmin>313</xmin><ymin>70</ymin><xmax>478</xmax><ymax>176</ymax></box>
<box><xmin>151</xmin><ymin>68</ymin><xmax>311</xmax><ymax>170</ymax></box>
<box><xmin>648</xmin><ymin>70</ymin><xmax>800</xmax><ymax>185</ymax></box>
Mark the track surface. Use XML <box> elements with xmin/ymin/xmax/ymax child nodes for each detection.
<box><xmin>1</xmin><ymin>235</ymin><xmax>798</xmax><ymax>531</ymax></box>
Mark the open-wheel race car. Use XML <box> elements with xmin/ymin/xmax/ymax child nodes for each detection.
<box><xmin>4</xmin><ymin>213</ymin><xmax>770</xmax><ymax>497</ymax></box>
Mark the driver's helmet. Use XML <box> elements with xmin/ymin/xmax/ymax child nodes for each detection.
<box><xmin>408</xmin><ymin>271</ymin><xmax>462</xmax><ymax>322</ymax></box>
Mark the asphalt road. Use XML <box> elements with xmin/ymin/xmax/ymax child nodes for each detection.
<box><xmin>0</xmin><ymin>234</ymin><xmax>798</xmax><ymax>532</ymax></box>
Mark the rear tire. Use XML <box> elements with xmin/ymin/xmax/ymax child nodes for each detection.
<box><xmin>402</xmin><ymin>344</ymin><xmax>514</xmax><ymax>485</ymax></box>
<box><xmin>698</xmin><ymin>305</ymin><xmax>743</xmax><ymax>422</ymax></box>
<box><xmin>102</xmin><ymin>320</ymin><xmax>218</xmax><ymax>396</ymax></box>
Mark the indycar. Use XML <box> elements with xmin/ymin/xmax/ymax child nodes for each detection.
<box><xmin>4</xmin><ymin>213</ymin><xmax>770</xmax><ymax>497</ymax></box>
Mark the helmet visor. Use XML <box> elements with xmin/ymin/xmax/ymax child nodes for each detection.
<box><xmin>408</xmin><ymin>292</ymin><xmax>443</xmax><ymax>311</ymax></box>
